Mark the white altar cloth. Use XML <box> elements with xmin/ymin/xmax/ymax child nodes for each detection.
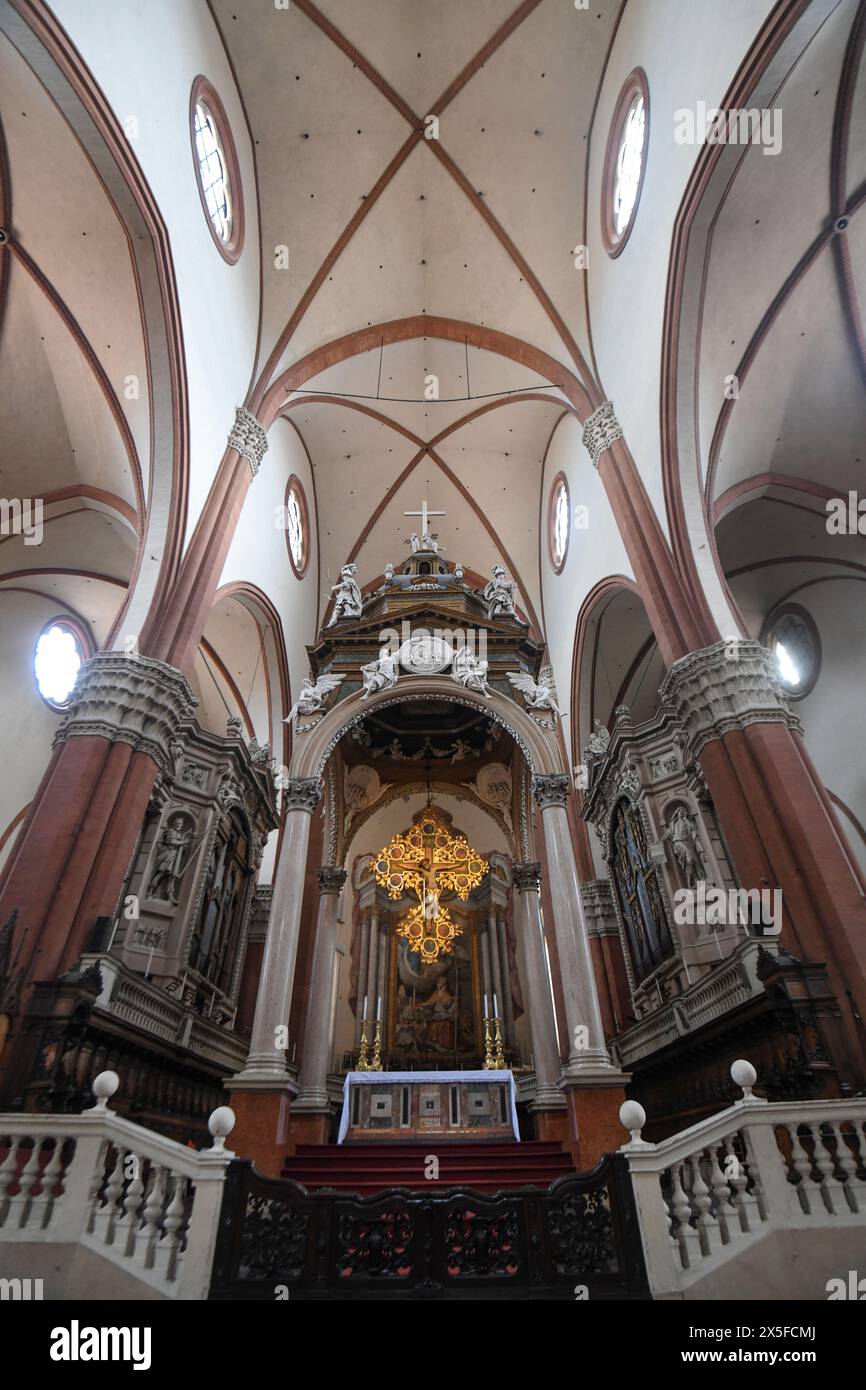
<box><xmin>338</xmin><ymin>1070</ymin><xmax>519</xmax><ymax>1143</ymax></box>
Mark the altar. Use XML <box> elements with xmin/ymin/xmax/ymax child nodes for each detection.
<box><xmin>338</xmin><ymin>1071</ymin><xmax>519</xmax><ymax>1143</ymax></box>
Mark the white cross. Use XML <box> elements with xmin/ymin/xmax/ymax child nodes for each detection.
<box><xmin>404</xmin><ymin>498</ymin><xmax>445</xmax><ymax>536</ymax></box>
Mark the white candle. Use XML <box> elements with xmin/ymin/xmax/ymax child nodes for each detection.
<box><xmin>362</xmin><ymin>994</ymin><xmax>368</xmax><ymax>1021</ymax></box>
<box><xmin>376</xmin><ymin>994</ymin><xmax>382</xmax><ymax>1022</ymax></box>
<box><xmin>484</xmin><ymin>993</ymin><xmax>489</xmax><ymax>1018</ymax></box>
<box><xmin>493</xmin><ymin>992</ymin><xmax>499</xmax><ymax>1019</ymax></box>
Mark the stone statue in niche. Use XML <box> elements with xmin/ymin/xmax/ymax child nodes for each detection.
<box><xmin>147</xmin><ymin>815</ymin><xmax>201</xmax><ymax>903</ymax></box>
<box><xmin>328</xmin><ymin>563</ymin><xmax>362</xmax><ymax>623</ymax></box>
<box><xmin>584</xmin><ymin>719</ymin><xmax>611</xmax><ymax>762</ymax></box>
<box><xmin>483</xmin><ymin>564</ymin><xmax>516</xmax><ymax>618</ymax></box>
<box><xmin>663</xmin><ymin>806</ymin><xmax>710</xmax><ymax>888</ymax></box>
<box><xmin>361</xmin><ymin>646</ymin><xmax>399</xmax><ymax>697</ymax></box>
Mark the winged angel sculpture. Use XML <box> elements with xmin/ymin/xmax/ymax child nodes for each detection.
<box><xmin>285</xmin><ymin>673</ymin><xmax>342</xmax><ymax>726</ymax></box>
<box><xmin>506</xmin><ymin>671</ymin><xmax>561</xmax><ymax>719</ymax></box>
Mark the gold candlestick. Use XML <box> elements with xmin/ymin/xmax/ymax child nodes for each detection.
<box><xmin>492</xmin><ymin>1015</ymin><xmax>506</xmax><ymax>1070</ymax></box>
<box><xmin>357</xmin><ymin>1020</ymin><xmax>371</xmax><ymax>1071</ymax></box>
<box><xmin>483</xmin><ymin>1015</ymin><xmax>495</xmax><ymax>1069</ymax></box>
<box><xmin>370</xmin><ymin>1018</ymin><xmax>383</xmax><ymax>1072</ymax></box>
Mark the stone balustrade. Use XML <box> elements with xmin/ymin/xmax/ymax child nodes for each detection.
<box><xmin>0</xmin><ymin>1073</ymin><xmax>234</xmax><ymax>1300</ymax></box>
<box><xmin>619</xmin><ymin>1060</ymin><xmax>866</xmax><ymax>1298</ymax></box>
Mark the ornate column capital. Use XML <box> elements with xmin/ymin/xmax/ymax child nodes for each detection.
<box><xmin>659</xmin><ymin>639</ymin><xmax>802</xmax><ymax>761</ymax></box>
<box><xmin>316</xmin><ymin>864</ymin><xmax>347</xmax><ymax>894</ymax></box>
<box><xmin>53</xmin><ymin>651</ymin><xmax>197</xmax><ymax>777</ymax></box>
<box><xmin>282</xmin><ymin>777</ymin><xmax>323</xmax><ymax>813</ymax></box>
<box><xmin>228</xmin><ymin>406</ymin><xmax>268</xmax><ymax>477</ymax></box>
<box><xmin>582</xmin><ymin>401</ymin><xmax>623</xmax><ymax>468</ymax></box>
<box><xmin>532</xmin><ymin>773</ymin><xmax>570</xmax><ymax>810</ymax></box>
<box><xmin>513</xmin><ymin>861</ymin><xmax>542</xmax><ymax>893</ymax></box>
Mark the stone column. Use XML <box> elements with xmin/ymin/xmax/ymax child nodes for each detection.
<box><xmin>660</xmin><ymin>639</ymin><xmax>866</xmax><ymax>1083</ymax></box>
<box><xmin>532</xmin><ymin>775</ymin><xmax>618</xmax><ymax>1078</ymax></box>
<box><xmin>513</xmin><ymin>863</ymin><xmax>564</xmax><ymax>1111</ymax></box>
<box><xmin>355</xmin><ymin>913</ymin><xmax>370</xmax><ymax>1045</ymax></box>
<box><xmin>487</xmin><ymin>909</ymin><xmax>505</xmax><ymax>1026</ymax></box>
<box><xmin>235</xmin><ymin>777</ymin><xmax>322</xmax><ymax>1082</ymax></box>
<box><xmin>497</xmin><ymin>916</ymin><xmax>516</xmax><ymax>1045</ymax></box>
<box><xmin>295</xmin><ymin>865</ymin><xmax>347</xmax><ymax>1112</ymax></box>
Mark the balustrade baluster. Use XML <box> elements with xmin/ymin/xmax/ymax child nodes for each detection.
<box><xmin>28</xmin><ymin>1138</ymin><xmax>64</xmax><ymax>1231</ymax></box>
<box><xmin>689</xmin><ymin>1153</ymin><xmax>721</xmax><ymax>1255</ymax></box>
<box><xmin>708</xmin><ymin>1143</ymin><xmax>737</xmax><ymax>1242</ymax></box>
<box><xmin>787</xmin><ymin>1124</ymin><xmax>820</xmax><ymax>1215</ymax></box>
<box><xmin>668</xmin><ymin>1162</ymin><xmax>701</xmax><ymax>1268</ymax></box>
<box><xmin>831</xmin><ymin>1123</ymin><xmax>861</xmax><ymax>1213</ymax></box>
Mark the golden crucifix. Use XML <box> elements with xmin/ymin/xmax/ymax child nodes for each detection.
<box><xmin>373</xmin><ymin>806</ymin><xmax>488</xmax><ymax>964</ymax></box>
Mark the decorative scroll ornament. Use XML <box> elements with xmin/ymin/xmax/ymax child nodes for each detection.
<box><xmin>374</xmin><ymin>805</ymin><xmax>488</xmax><ymax>963</ymax></box>
<box><xmin>581</xmin><ymin>401</ymin><xmax>623</xmax><ymax>467</ymax></box>
<box><xmin>228</xmin><ymin>406</ymin><xmax>269</xmax><ymax>476</ymax></box>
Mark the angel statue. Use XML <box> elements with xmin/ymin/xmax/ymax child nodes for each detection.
<box><xmin>483</xmin><ymin>564</ymin><xmax>517</xmax><ymax>618</ymax></box>
<box><xmin>405</xmin><ymin>533</ymin><xmax>421</xmax><ymax>554</ymax></box>
<box><xmin>285</xmin><ymin>673</ymin><xmax>342</xmax><ymax>725</ymax></box>
<box><xmin>328</xmin><ymin>563</ymin><xmax>362</xmax><ymax>624</ymax></box>
<box><xmin>361</xmin><ymin>646</ymin><xmax>399</xmax><ymax>698</ymax></box>
<box><xmin>451</xmin><ymin>645</ymin><xmax>491</xmax><ymax>696</ymax></box>
<box><xmin>507</xmin><ymin>671</ymin><xmax>561</xmax><ymax>718</ymax></box>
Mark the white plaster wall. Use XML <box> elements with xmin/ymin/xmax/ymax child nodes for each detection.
<box><xmin>539</xmin><ymin>413</ymin><xmax>634</xmax><ymax>764</ymax></box>
<box><xmin>50</xmin><ymin>0</ymin><xmax>261</xmax><ymax>544</ymax></box>
<box><xmin>585</xmin><ymin>0</ymin><xmax>776</xmax><ymax>537</ymax></box>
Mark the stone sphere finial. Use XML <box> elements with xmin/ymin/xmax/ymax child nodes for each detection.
<box><xmin>619</xmin><ymin>1100</ymin><xmax>646</xmax><ymax>1143</ymax></box>
<box><xmin>89</xmin><ymin>1070</ymin><xmax>120</xmax><ymax>1113</ymax></box>
<box><xmin>731</xmin><ymin>1058</ymin><xmax>757</xmax><ymax>1099</ymax></box>
<box><xmin>208</xmin><ymin>1105</ymin><xmax>237</xmax><ymax>1151</ymax></box>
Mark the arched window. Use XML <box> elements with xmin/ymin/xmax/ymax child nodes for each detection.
<box><xmin>34</xmin><ymin>619</ymin><xmax>88</xmax><ymax>711</ymax></box>
<box><xmin>187</xmin><ymin>809</ymin><xmax>252</xmax><ymax>993</ymax></box>
<box><xmin>189</xmin><ymin>78</ymin><xmax>244</xmax><ymax>263</ymax></box>
<box><xmin>610</xmin><ymin>799</ymin><xmax>673</xmax><ymax>984</ymax></box>
<box><xmin>762</xmin><ymin>604</ymin><xmax>821</xmax><ymax>699</ymax></box>
<box><xmin>602</xmin><ymin>70</ymin><xmax>649</xmax><ymax>256</ymax></box>
<box><xmin>549</xmin><ymin>473</ymin><xmax>570</xmax><ymax>572</ymax></box>
<box><xmin>284</xmin><ymin>476</ymin><xmax>310</xmax><ymax>578</ymax></box>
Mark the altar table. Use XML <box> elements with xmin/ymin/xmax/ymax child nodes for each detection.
<box><xmin>338</xmin><ymin>1070</ymin><xmax>519</xmax><ymax>1143</ymax></box>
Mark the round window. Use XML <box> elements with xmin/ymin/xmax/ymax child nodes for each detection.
<box><xmin>549</xmin><ymin>473</ymin><xmax>570</xmax><ymax>572</ymax></box>
<box><xmin>190</xmin><ymin>77</ymin><xmax>244</xmax><ymax>263</ymax></box>
<box><xmin>602</xmin><ymin>70</ymin><xmax>649</xmax><ymax>256</ymax></box>
<box><xmin>34</xmin><ymin>620</ymin><xmax>87</xmax><ymax>711</ymax></box>
<box><xmin>284</xmin><ymin>476</ymin><xmax>310</xmax><ymax>578</ymax></box>
<box><xmin>762</xmin><ymin>604</ymin><xmax>820</xmax><ymax>699</ymax></box>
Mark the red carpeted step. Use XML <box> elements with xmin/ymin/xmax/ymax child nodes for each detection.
<box><xmin>280</xmin><ymin>1140</ymin><xmax>576</xmax><ymax>1194</ymax></box>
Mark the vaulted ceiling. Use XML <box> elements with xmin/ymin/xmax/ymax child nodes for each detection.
<box><xmin>211</xmin><ymin>0</ymin><xmax>621</xmax><ymax>625</ymax></box>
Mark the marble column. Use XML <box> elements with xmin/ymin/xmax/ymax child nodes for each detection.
<box><xmin>355</xmin><ymin>913</ymin><xmax>370</xmax><ymax>1046</ymax></box>
<box><xmin>487</xmin><ymin>909</ymin><xmax>505</xmax><ymax>1027</ymax></box>
<box><xmin>235</xmin><ymin>777</ymin><xmax>322</xmax><ymax>1081</ymax></box>
<box><xmin>532</xmin><ymin>775</ymin><xmax>618</xmax><ymax>1078</ymax></box>
<box><xmin>497</xmin><ymin>916</ymin><xmax>516</xmax><ymax>1045</ymax></box>
<box><xmin>295</xmin><ymin>865</ymin><xmax>347</xmax><ymax>1110</ymax></box>
<box><xmin>513</xmin><ymin>862</ymin><xmax>564</xmax><ymax>1109</ymax></box>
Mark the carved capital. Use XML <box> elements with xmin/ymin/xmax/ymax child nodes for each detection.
<box><xmin>282</xmin><ymin>777</ymin><xmax>323</xmax><ymax>813</ymax></box>
<box><xmin>659</xmin><ymin>640</ymin><xmax>802</xmax><ymax>761</ymax></box>
<box><xmin>317</xmin><ymin>864</ymin><xmax>347</xmax><ymax>894</ymax></box>
<box><xmin>53</xmin><ymin>652</ymin><xmax>197</xmax><ymax>777</ymax></box>
<box><xmin>582</xmin><ymin>401</ymin><xmax>623</xmax><ymax>467</ymax></box>
<box><xmin>513</xmin><ymin>861</ymin><xmax>542</xmax><ymax>893</ymax></box>
<box><xmin>228</xmin><ymin>406</ymin><xmax>268</xmax><ymax>477</ymax></box>
<box><xmin>532</xmin><ymin>773</ymin><xmax>570</xmax><ymax>810</ymax></box>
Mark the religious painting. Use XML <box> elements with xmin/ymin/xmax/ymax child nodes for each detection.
<box><xmin>388</xmin><ymin>924</ymin><xmax>481</xmax><ymax>1066</ymax></box>
<box><xmin>610</xmin><ymin>798</ymin><xmax>674</xmax><ymax>985</ymax></box>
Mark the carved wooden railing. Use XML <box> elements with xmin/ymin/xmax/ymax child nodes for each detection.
<box><xmin>209</xmin><ymin>1154</ymin><xmax>650</xmax><ymax>1301</ymax></box>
